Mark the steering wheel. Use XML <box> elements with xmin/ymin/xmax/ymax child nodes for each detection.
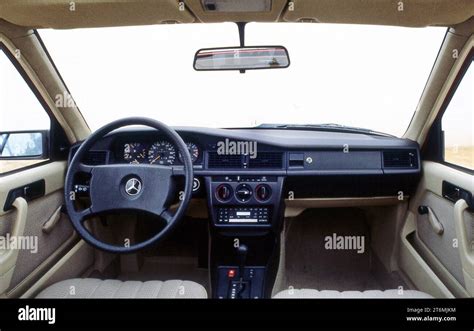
<box><xmin>64</xmin><ymin>117</ymin><xmax>193</xmax><ymax>253</ymax></box>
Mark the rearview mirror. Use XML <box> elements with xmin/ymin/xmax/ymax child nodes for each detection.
<box><xmin>194</xmin><ymin>46</ymin><xmax>290</xmax><ymax>71</ymax></box>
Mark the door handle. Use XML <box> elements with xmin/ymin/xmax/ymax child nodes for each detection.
<box><xmin>418</xmin><ymin>205</ymin><xmax>444</xmax><ymax>235</ymax></box>
<box><xmin>454</xmin><ymin>199</ymin><xmax>474</xmax><ymax>295</ymax></box>
<box><xmin>42</xmin><ymin>206</ymin><xmax>62</xmax><ymax>234</ymax></box>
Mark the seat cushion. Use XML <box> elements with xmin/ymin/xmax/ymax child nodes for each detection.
<box><xmin>273</xmin><ymin>289</ymin><xmax>433</xmax><ymax>299</ymax></box>
<box><xmin>36</xmin><ymin>278</ymin><xmax>207</xmax><ymax>298</ymax></box>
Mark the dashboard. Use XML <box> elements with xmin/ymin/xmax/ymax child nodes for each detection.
<box><xmin>71</xmin><ymin>126</ymin><xmax>422</xmax><ymax>200</ymax></box>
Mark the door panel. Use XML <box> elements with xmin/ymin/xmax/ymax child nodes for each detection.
<box><xmin>0</xmin><ymin>161</ymin><xmax>75</xmax><ymax>295</ymax></box>
<box><xmin>454</xmin><ymin>199</ymin><xmax>474</xmax><ymax>294</ymax></box>
<box><xmin>409</xmin><ymin>161</ymin><xmax>474</xmax><ymax>296</ymax></box>
<box><xmin>417</xmin><ymin>191</ymin><xmax>469</xmax><ymax>286</ymax></box>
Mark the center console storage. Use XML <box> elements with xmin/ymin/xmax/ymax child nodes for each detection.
<box><xmin>205</xmin><ymin>175</ymin><xmax>285</xmax><ymax>298</ymax></box>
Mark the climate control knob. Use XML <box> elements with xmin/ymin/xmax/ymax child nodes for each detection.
<box><xmin>255</xmin><ymin>184</ymin><xmax>272</xmax><ymax>202</ymax></box>
<box><xmin>216</xmin><ymin>184</ymin><xmax>232</xmax><ymax>202</ymax></box>
<box><xmin>235</xmin><ymin>184</ymin><xmax>253</xmax><ymax>202</ymax></box>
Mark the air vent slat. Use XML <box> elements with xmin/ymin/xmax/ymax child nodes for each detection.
<box><xmin>207</xmin><ymin>152</ymin><xmax>242</xmax><ymax>168</ymax></box>
<box><xmin>383</xmin><ymin>150</ymin><xmax>418</xmax><ymax>169</ymax></box>
<box><xmin>83</xmin><ymin>151</ymin><xmax>107</xmax><ymax>165</ymax></box>
<box><xmin>249</xmin><ymin>152</ymin><xmax>283</xmax><ymax>169</ymax></box>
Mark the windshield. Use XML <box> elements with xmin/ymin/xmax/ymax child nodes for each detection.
<box><xmin>39</xmin><ymin>23</ymin><xmax>445</xmax><ymax>136</ymax></box>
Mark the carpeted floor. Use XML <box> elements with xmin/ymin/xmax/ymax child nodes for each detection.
<box><xmin>117</xmin><ymin>217</ymin><xmax>210</xmax><ymax>292</ymax></box>
<box><xmin>118</xmin><ymin>256</ymin><xmax>210</xmax><ymax>292</ymax></box>
<box><xmin>281</xmin><ymin>208</ymin><xmax>406</xmax><ymax>292</ymax></box>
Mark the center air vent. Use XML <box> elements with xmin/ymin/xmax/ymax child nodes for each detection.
<box><xmin>207</xmin><ymin>152</ymin><xmax>243</xmax><ymax>168</ymax></box>
<box><xmin>248</xmin><ymin>152</ymin><xmax>283</xmax><ymax>168</ymax></box>
<box><xmin>83</xmin><ymin>151</ymin><xmax>108</xmax><ymax>165</ymax></box>
<box><xmin>383</xmin><ymin>150</ymin><xmax>418</xmax><ymax>169</ymax></box>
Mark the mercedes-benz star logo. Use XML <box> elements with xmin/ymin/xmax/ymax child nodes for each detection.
<box><xmin>125</xmin><ymin>178</ymin><xmax>142</xmax><ymax>196</ymax></box>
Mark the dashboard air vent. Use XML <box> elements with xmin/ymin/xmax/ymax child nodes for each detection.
<box><xmin>249</xmin><ymin>152</ymin><xmax>283</xmax><ymax>168</ymax></box>
<box><xmin>83</xmin><ymin>151</ymin><xmax>108</xmax><ymax>165</ymax></box>
<box><xmin>383</xmin><ymin>150</ymin><xmax>418</xmax><ymax>169</ymax></box>
<box><xmin>207</xmin><ymin>152</ymin><xmax>242</xmax><ymax>168</ymax></box>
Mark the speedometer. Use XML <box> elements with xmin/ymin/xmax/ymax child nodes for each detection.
<box><xmin>148</xmin><ymin>141</ymin><xmax>176</xmax><ymax>165</ymax></box>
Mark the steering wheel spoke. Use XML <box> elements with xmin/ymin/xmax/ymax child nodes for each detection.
<box><xmin>78</xmin><ymin>207</ymin><xmax>93</xmax><ymax>221</ymax></box>
<box><xmin>67</xmin><ymin>207</ymin><xmax>93</xmax><ymax>226</ymax></box>
<box><xmin>170</xmin><ymin>165</ymin><xmax>186</xmax><ymax>176</ymax></box>
<box><xmin>160</xmin><ymin>208</ymin><xmax>174</xmax><ymax>224</ymax></box>
<box><xmin>77</xmin><ymin>162</ymin><xmax>94</xmax><ymax>174</ymax></box>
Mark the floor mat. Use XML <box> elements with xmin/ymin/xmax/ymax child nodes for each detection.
<box><xmin>283</xmin><ymin>208</ymin><xmax>403</xmax><ymax>292</ymax></box>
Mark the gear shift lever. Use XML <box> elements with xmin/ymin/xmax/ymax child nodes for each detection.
<box><xmin>232</xmin><ymin>244</ymin><xmax>249</xmax><ymax>299</ymax></box>
<box><xmin>236</xmin><ymin>244</ymin><xmax>248</xmax><ymax>280</ymax></box>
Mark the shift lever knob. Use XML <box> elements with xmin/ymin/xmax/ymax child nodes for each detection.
<box><xmin>237</xmin><ymin>244</ymin><xmax>248</xmax><ymax>263</ymax></box>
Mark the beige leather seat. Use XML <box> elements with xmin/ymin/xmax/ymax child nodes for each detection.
<box><xmin>36</xmin><ymin>278</ymin><xmax>207</xmax><ymax>298</ymax></box>
<box><xmin>273</xmin><ymin>289</ymin><xmax>432</xmax><ymax>299</ymax></box>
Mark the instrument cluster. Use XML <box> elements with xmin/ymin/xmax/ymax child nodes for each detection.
<box><xmin>123</xmin><ymin>141</ymin><xmax>200</xmax><ymax>165</ymax></box>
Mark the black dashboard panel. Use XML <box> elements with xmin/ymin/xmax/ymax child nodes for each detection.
<box><xmin>70</xmin><ymin>126</ymin><xmax>421</xmax><ymax>198</ymax></box>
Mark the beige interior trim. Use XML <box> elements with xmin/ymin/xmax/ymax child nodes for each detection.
<box><xmin>366</xmin><ymin>203</ymin><xmax>409</xmax><ymax>273</ymax></box>
<box><xmin>0</xmin><ymin>197</ymin><xmax>27</xmax><ymax>294</ymax></box>
<box><xmin>4</xmin><ymin>233</ymin><xmax>78</xmax><ymax>298</ymax></box>
<box><xmin>404</xmin><ymin>160</ymin><xmax>473</xmax><ymax>297</ymax></box>
<box><xmin>0</xmin><ymin>161</ymin><xmax>67</xmax><ymax>217</ymax></box>
<box><xmin>284</xmin><ymin>196</ymin><xmax>405</xmax><ymax>217</ymax></box>
<box><xmin>454</xmin><ymin>199</ymin><xmax>474</xmax><ymax>295</ymax></box>
<box><xmin>405</xmin><ymin>31</ymin><xmax>474</xmax><ymax>144</ymax></box>
<box><xmin>20</xmin><ymin>239</ymin><xmax>94</xmax><ymax>298</ymax></box>
<box><xmin>399</xmin><ymin>212</ymin><xmax>454</xmax><ymax>298</ymax></box>
<box><xmin>1</xmin><ymin>0</ymin><xmax>473</xmax><ymax>28</ymax></box>
<box><xmin>283</xmin><ymin>0</ymin><xmax>474</xmax><ymax>27</ymax></box>
<box><xmin>420</xmin><ymin>34</ymin><xmax>473</xmax><ymax>144</ymax></box>
<box><xmin>415</xmin><ymin>161</ymin><xmax>474</xmax><ymax>199</ymax></box>
<box><xmin>271</xmin><ymin>221</ymin><xmax>287</xmax><ymax>297</ymax></box>
<box><xmin>0</xmin><ymin>32</ymin><xmax>83</xmax><ymax>142</ymax></box>
<box><xmin>409</xmin><ymin>160</ymin><xmax>471</xmax><ymax>217</ymax></box>
<box><xmin>0</xmin><ymin>0</ymin><xmax>195</xmax><ymax>29</ymax></box>
<box><xmin>412</xmin><ymin>229</ymin><xmax>470</xmax><ymax>298</ymax></box>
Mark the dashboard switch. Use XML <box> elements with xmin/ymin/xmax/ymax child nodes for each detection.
<box><xmin>216</xmin><ymin>184</ymin><xmax>232</xmax><ymax>202</ymax></box>
<box><xmin>255</xmin><ymin>184</ymin><xmax>272</xmax><ymax>202</ymax></box>
<box><xmin>235</xmin><ymin>184</ymin><xmax>253</xmax><ymax>202</ymax></box>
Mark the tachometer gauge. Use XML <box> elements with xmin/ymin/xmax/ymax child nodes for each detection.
<box><xmin>124</xmin><ymin>143</ymin><xmax>147</xmax><ymax>164</ymax></box>
<box><xmin>179</xmin><ymin>142</ymin><xmax>200</xmax><ymax>163</ymax></box>
<box><xmin>148</xmin><ymin>141</ymin><xmax>176</xmax><ymax>165</ymax></box>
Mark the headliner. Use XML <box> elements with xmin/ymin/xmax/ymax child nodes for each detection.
<box><xmin>0</xmin><ymin>0</ymin><xmax>472</xmax><ymax>29</ymax></box>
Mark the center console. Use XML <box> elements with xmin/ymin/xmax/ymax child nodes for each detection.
<box><xmin>205</xmin><ymin>175</ymin><xmax>285</xmax><ymax>299</ymax></box>
<box><xmin>207</xmin><ymin>175</ymin><xmax>283</xmax><ymax>228</ymax></box>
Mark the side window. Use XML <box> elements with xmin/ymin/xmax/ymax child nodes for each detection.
<box><xmin>0</xmin><ymin>47</ymin><xmax>51</xmax><ymax>174</ymax></box>
<box><xmin>441</xmin><ymin>59</ymin><xmax>473</xmax><ymax>171</ymax></box>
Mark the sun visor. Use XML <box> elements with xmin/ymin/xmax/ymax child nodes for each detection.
<box><xmin>282</xmin><ymin>0</ymin><xmax>474</xmax><ymax>27</ymax></box>
<box><xmin>0</xmin><ymin>0</ymin><xmax>195</xmax><ymax>29</ymax></box>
